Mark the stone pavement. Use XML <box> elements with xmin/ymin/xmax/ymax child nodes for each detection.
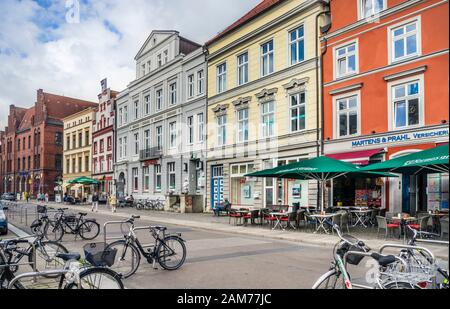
<box><xmin>22</xmin><ymin>201</ymin><xmax>449</xmax><ymax>260</ymax></box>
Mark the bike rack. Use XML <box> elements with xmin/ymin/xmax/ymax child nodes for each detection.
<box><xmin>1</xmin><ymin>238</ymin><xmax>38</xmax><ymax>283</ymax></box>
<box><xmin>379</xmin><ymin>244</ymin><xmax>436</xmax><ymax>264</ymax></box>
<box><xmin>7</xmin><ymin>269</ymin><xmax>70</xmax><ymax>289</ymax></box>
<box><xmin>103</xmin><ymin>219</ymin><xmax>132</xmax><ymax>244</ymax></box>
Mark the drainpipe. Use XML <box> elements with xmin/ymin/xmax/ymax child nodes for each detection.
<box><xmin>315</xmin><ymin>1</ymin><xmax>331</xmax><ymax>209</ymax></box>
<box><xmin>203</xmin><ymin>45</ymin><xmax>209</xmax><ymax>213</ymax></box>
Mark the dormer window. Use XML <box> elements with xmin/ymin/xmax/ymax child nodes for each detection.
<box><xmin>164</xmin><ymin>50</ymin><xmax>169</xmax><ymax>64</ymax></box>
<box><xmin>141</xmin><ymin>63</ymin><xmax>146</xmax><ymax>77</ymax></box>
<box><xmin>360</xmin><ymin>0</ymin><xmax>386</xmax><ymax>19</ymax></box>
<box><xmin>157</xmin><ymin>54</ymin><xmax>162</xmax><ymax>67</ymax></box>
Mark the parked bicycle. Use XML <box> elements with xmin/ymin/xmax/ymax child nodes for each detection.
<box><xmin>44</xmin><ymin>211</ymin><xmax>100</xmax><ymax>242</ymax></box>
<box><xmin>2</xmin><ymin>244</ymin><xmax>124</xmax><ymax>289</ymax></box>
<box><xmin>30</xmin><ymin>206</ymin><xmax>67</xmax><ymax>235</ymax></box>
<box><xmin>0</xmin><ymin>229</ymin><xmax>68</xmax><ymax>280</ymax></box>
<box><xmin>135</xmin><ymin>199</ymin><xmax>164</xmax><ymax>211</ymax></box>
<box><xmin>105</xmin><ymin>215</ymin><xmax>186</xmax><ymax>278</ymax></box>
<box><xmin>312</xmin><ymin>224</ymin><xmax>419</xmax><ymax>289</ymax></box>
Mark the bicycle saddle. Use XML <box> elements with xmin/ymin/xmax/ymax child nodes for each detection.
<box><xmin>370</xmin><ymin>252</ymin><xmax>397</xmax><ymax>267</ymax></box>
<box><xmin>78</xmin><ymin>212</ymin><xmax>87</xmax><ymax>216</ymax></box>
<box><xmin>56</xmin><ymin>253</ymin><xmax>81</xmax><ymax>261</ymax></box>
<box><xmin>153</xmin><ymin>226</ymin><xmax>167</xmax><ymax>231</ymax></box>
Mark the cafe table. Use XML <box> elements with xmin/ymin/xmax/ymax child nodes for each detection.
<box><xmin>350</xmin><ymin>209</ymin><xmax>373</xmax><ymax>228</ymax></box>
<box><xmin>308</xmin><ymin>213</ymin><xmax>337</xmax><ymax>234</ymax></box>
<box><xmin>269</xmin><ymin>212</ymin><xmax>289</xmax><ymax>230</ymax></box>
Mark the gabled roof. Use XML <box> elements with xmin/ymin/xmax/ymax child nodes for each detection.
<box><xmin>43</xmin><ymin>92</ymin><xmax>98</xmax><ymax>120</ymax></box>
<box><xmin>134</xmin><ymin>30</ymin><xmax>179</xmax><ymax>60</ymax></box>
<box><xmin>18</xmin><ymin>107</ymin><xmax>35</xmax><ymax>131</ymax></box>
<box><xmin>206</xmin><ymin>0</ymin><xmax>285</xmax><ymax>46</ymax></box>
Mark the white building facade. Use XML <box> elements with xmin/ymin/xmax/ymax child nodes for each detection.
<box><xmin>114</xmin><ymin>31</ymin><xmax>207</xmax><ymax>211</ymax></box>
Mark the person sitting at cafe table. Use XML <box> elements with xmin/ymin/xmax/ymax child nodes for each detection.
<box><xmin>214</xmin><ymin>198</ymin><xmax>231</xmax><ymax>216</ymax></box>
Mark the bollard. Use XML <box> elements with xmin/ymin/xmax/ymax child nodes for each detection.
<box><xmin>25</xmin><ymin>207</ymin><xmax>28</xmax><ymax>226</ymax></box>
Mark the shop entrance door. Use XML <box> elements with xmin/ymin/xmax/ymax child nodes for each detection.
<box><xmin>402</xmin><ymin>175</ymin><xmax>411</xmax><ymax>213</ymax></box>
<box><xmin>211</xmin><ymin>165</ymin><xmax>224</xmax><ymax>210</ymax></box>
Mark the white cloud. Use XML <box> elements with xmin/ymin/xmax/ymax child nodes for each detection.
<box><xmin>0</xmin><ymin>0</ymin><xmax>260</xmax><ymax>129</ymax></box>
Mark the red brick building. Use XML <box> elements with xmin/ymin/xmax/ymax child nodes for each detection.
<box><xmin>0</xmin><ymin>89</ymin><xmax>97</xmax><ymax>199</ymax></box>
<box><xmin>322</xmin><ymin>0</ymin><xmax>449</xmax><ymax>214</ymax></box>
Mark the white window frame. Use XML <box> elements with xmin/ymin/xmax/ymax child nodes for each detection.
<box><xmin>156</xmin><ymin>89</ymin><xmax>163</xmax><ymax>111</ymax></box>
<box><xmin>133</xmin><ymin>132</ymin><xmax>139</xmax><ymax>156</ymax></box>
<box><xmin>134</xmin><ymin>100</ymin><xmax>139</xmax><ymax>120</ymax></box>
<box><xmin>237</xmin><ymin>52</ymin><xmax>249</xmax><ymax>86</ymax></box>
<box><xmin>155</xmin><ymin>164</ymin><xmax>162</xmax><ymax>192</ymax></box>
<box><xmin>143</xmin><ymin>166</ymin><xmax>150</xmax><ymax>192</ymax></box>
<box><xmin>169</xmin><ymin>82</ymin><xmax>177</xmax><ymax>105</ymax></box>
<box><xmin>123</xmin><ymin>137</ymin><xmax>127</xmax><ymax>157</ymax></box>
<box><xmin>197</xmin><ymin>70</ymin><xmax>205</xmax><ymax>95</ymax></box>
<box><xmin>187</xmin><ymin>116</ymin><xmax>194</xmax><ymax>145</ymax></box>
<box><xmin>118</xmin><ymin>138</ymin><xmax>123</xmax><ymax>159</ymax></box>
<box><xmin>156</xmin><ymin>126</ymin><xmax>163</xmax><ymax>150</ymax></box>
<box><xmin>387</xmin><ymin>75</ymin><xmax>424</xmax><ymax>131</ymax></box>
<box><xmin>197</xmin><ymin>113</ymin><xmax>204</xmax><ymax>143</ymax></box>
<box><xmin>123</xmin><ymin>106</ymin><xmax>128</xmax><ymax>124</ymax></box>
<box><xmin>169</xmin><ymin>121</ymin><xmax>177</xmax><ymax>149</ymax></box>
<box><xmin>188</xmin><ymin>74</ymin><xmax>195</xmax><ymax>98</ymax></box>
<box><xmin>216</xmin><ymin>63</ymin><xmax>227</xmax><ymax>94</ymax></box>
<box><xmin>217</xmin><ymin>115</ymin><xmax>227</xmax><ymax>146</ymax></box>
<box><xmin>144</xmin><ymin>94</ymin><xmax>150</xmax><ymax>115</ymax></box>
<box><xmin>157</xmin><ymin>54</ymin><xmax>162</xmax><ymax>67</ymax></box>
<box><xmin>289</xmin><ymin>92</ymin><xmax>307</xmax><ymax>133</ymax></box>
<box><xmin>236</xmin><ymin>108</ymin><xmax>249</xmax><ymax>143</ymax></box>
<box><xmin>333</xmin><ymin>39</ymin><xmax>359</xmax><ymax>79</ymax></box>
<box><xmin>168</xmin><ymin>162</ymin><xmax>176</xmax><ymax>190</ymax></box>
<box><xmin>141</xmin><ymin>63</ymin><xmax>146</xmax><ymax>77</ymax></box>
<box><xmin>388</xmin><ymin>17</ymin><xmax>422</xmax><ymax>64</ymax></box>
<box><xmin>332</xmin><ymin>91</ymin><xmax>362</xmax><ymax>139</ymax></box>
<box><xmin>261</xmin><ymin>40</ymin><xmax>274</xmax><ymax>77</ymax></box>
<box><xmin>144</xmin><ymin>129</ymin><xmax>151</xmax><ymax>150</ymax></box>
<box><xmin>163</xmin><ymin>50</ymin><xmax>169</xmax><ymax>64</ymax></box>
<box><xmin>132</xmin><ymin>167</ymin><xmax>139</xmax><ymax>192</ymax></box>
<box><xmin>358</xmin><ymin>0</ymin><xmax>387</xmax><ymax>20</ymax></box>
<box><xmin>289</xmin><ymin>25</ymin><xmax>305</xmax><ymax>66</ymax></box>
<box><xmin>261</xmin><ymin>101</ymin><xmax>275</xmax><ymax>138</ymax></box>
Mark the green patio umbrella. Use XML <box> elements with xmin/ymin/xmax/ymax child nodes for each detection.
<box><xmin>360</xmin><ymin>145</ymin><xmax>449</xmax><ymax>175</ymax></box>
<box><xmin>69</xmin><ymin>176</ymin><xmax>100</xmax><ymax>185</ymax></box>
<box><xmin>246</xmin><ymin>156</ymin><xmax>397</xmax><ymax>212</ymax></box>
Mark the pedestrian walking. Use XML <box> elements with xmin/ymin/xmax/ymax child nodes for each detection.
<box><xmin>24</xmin><ymin>191</ymin><xmax>29</xmax><ymax>203</ymax></box>
<box><xmin>109</xmin><ymin>195</ymin><xmax>117</xmax><ymax>213</ymax></box>
<box><xmin>92</xmin><ymin>192</ymin><xmax>99</xmax><ymax>212</ymax></box>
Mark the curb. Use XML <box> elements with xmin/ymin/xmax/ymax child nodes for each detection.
<box><xmin>8</xmin><ymin>223</ymin><xmax>30</xmax><ymax>238</ymax></box>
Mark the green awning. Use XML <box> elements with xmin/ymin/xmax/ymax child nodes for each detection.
<box><xmin>68</xmin><ymin>176</ymin><xmax>100</xmax><ymax>185</ymax></box>
<box><xmin>360</xmin><ymin>145</ymin><xmax>449</xmax><ymax>175</ymax></box>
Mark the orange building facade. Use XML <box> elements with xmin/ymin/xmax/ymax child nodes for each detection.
<box><xmin>322</xmin><ymin>0</ymin><xmax>449</xmax><ymax>214</ymax></box>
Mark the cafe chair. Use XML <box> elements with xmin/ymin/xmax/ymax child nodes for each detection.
<box><xmin>376</xmin><ymin>216</ymin><xmax>401</xmax><ymax>239</ymax></box>
<box><xmin>280</xmin><ymin>212</ymin><xmax>297</xmax><ymax>230</ymax></box>
<box><xmin>229</xmin><ymin>210</ymin><xmax>243</xmax><ymax>226</ymax></box>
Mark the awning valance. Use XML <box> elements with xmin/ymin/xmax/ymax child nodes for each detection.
<box><xmin>326</xmin><ymin>149</ymin><xmax>384</xmax><ymax>166</ymax></box>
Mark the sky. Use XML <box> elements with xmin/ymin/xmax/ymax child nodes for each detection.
<box><xmin>0</xmin><ymin>0</ymin><xmax>261</xmax><ymax>129</ymax></box>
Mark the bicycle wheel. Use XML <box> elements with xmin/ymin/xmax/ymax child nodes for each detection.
<box><xmin>44</xmin><ymin>221</ymin><xmax>64</xmax><ymax>242</ymax></box>
<box><xmin>78</xmin><ymin>220</ymin><xmax>100</xmax><ymax>240</ymax></box>
<box><xmin>157</xmin><ymin>236</ymin><xmax>186</xmax><ymax>271</ymax></box>
<box><xmin>64</xmin><ymin>267</ymin><xmax>124</xmax><ymax>289</ymax></box>
<box><xmin>30</xmin><ymin>241</ymin><xmax>68</xmax><ymax>278</ymax></box>
<box><xmin>312</xmin><ymin>269</ymin><xmax>346</xmax><ymax>289</ymax></box>
<box><xmin>383</xmin><ymin>281</ymin><xmax>421</xmax><ymax>289</ymax></box>
<box><xmin>105</xmin><ymin>240</ymin><xmax>141</xmax><ymax>279</ymax></box>
<box><xmin>0</xmin><ymin>253</ymin><xmax>25</xmax><ymax>289</ymax></box>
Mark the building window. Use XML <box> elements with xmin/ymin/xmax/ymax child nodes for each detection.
<box><xmin>124</xmin><ymin>106</ymin><xmax>128</xmax><ymax>124</ymax></box>
<box><xmin>261</xmin><ymin>40</ymin><xmax>274</xmax><ymax>77</ymax></box>
<box><xmin>78</xmin><ymin>157</ymin><xmax>82</xmax><ymax>173</ymax></box>
<box><xmin>100</xmin><ymin>139</ymin><xmax>104</xmax><ymax>153</ymax></box>
<box><xmin>72</xmin><ymin>158</ymin><xmax>76</xmax><ymax>173</ymax></box>
<box><xmin>237</xmin><ymin>108</ymin><xmax>249</xmax><ymax>143</ymax></box>
<box><xmin>94</xmin><ymin>141</ymin><xmax>98</xmax><ymax>155</ymax></box>
<box><xmin>143</xmin><ymin>167</ymin><xmax>150</xmax><ymax>192</ymax></box>
<box><xmin>164</xmin><ymin>50</ymin><xmax>168</xmax><ymax>64</ymax></box>
<box><xmin>144</xmin><ymin>94</ymin><xmax>150</xmax><ymax>115</ymax></box>
<box><xmin>237</xmin><ymin>52</ymin><xmax>249</xmax><ymax>85</ymax></box>
<box><xmin>141</xmin><ymin>63</ymin><xmax>146</xmax><ymax>77</ymax></box>
<box><xmin>197</xmin><ymin>70</ymin><xmax>205</xmax><ymax>95</ymax></box>
<box><xmin>217</xmin><ymin>63</ymin><xmax>227</xmax><ymax>94</ymax></box>
<box><xmin>123</xmin><ymin>137</ymin><xmax>127</xmax><ymax>157</ymax></box>
<box><xmin>17</xmin><ymin>139</ymin><xmax>20</xmax><ymax>151</ymax></box>
<box><xmin>66</xmin><ymin>159</ymin><xmax>70</xmax><ymax>173</ymax></box>
<box><xmin>157</xmin><ymin>54</ymin><xmax>162</xmax><ymax>67</ymax></box>
<box><xmin>335</xmin><ymin>42</ymin><xmax>357</xmax><ymax>78</ymax></box>
<box><xmin>168</xmin><ymin>162</ymin><xmax>176</xmax><ymax>190</ymax></box>
<box><xmin>169</xmin><ymin>122</ymin><xmax>177</xmax><ymax>149</ymax></box>
<box><xmin>55</xmin><ymin>133</ymin><xmax>63</xmax><ymax>146</ymax></box>
<box><xmin>144</xmin><ymin>129</ymin><xmax>151</xmax><ymax>150</ymax></box>
<box><xmin>289</xmin><ymin>25</ymin><xmax>305</xmax><ymax>65</ymax></box>
<box><xmin>188</xmin><ymin>75</ymin><xmax>195</xmax><ymax>98</ymax></box>
<box><xmin>78</xmin><ymin>133</ymin><xmax>83</xmax><ymax>149</ymax></box>
<box><xmin>391</xmin><ymin>79</ymin><xmax>421</xmax><ymax>129</ymax></box>
<box><xmin>119</xmin><ymin>108</ymin><xmax>123</xmax><ymax>126</ymax></box>
<box><xmin>132</xmin><ymin>168</ymin><xmax>139</xmax><ymax>192</ymax></box>
<box><xmin>169</xmin><ymin>82</ymin><xmax>177</xmax><ymax>105</ymax></box>
<box><xmin>197</xmin><ymin>113</ymin><xmax>204</xmax><ymax>142</ymax></box>
<box><xmin>217</xmin><ymin>115</ymin><xmax>227</xmax><ymax>146</ymax></box>
<box><xmin>261</xmin><ymin>101</ymin><xmax>275</xmax><ymax>138</ymax></box>
<box><xmin>147</xmin><ymin>60</ymin><xmax>151</xmax><ymax>73</ymax></box>
<box><xmin>85</xmin><ymin>156</ymin><xmax>89</xmax><ymax>172</ymax></box>
<box><xmin>17</xmin><ymin>158</ymin><xmax>20</xmax><ymax>171</ymax></box>
<box><xmin>155</xmin><ymin>164</ymin><xmax>162</xmax><ymax>191</ymax></box>
<box><xmin>187</xmin><ymin>116</ymin><xmax>194</xmax><ymax>145</ymax></box>
<box><xmin>337</xmin><ymin>95</ymin><xmax>359</xmax><ymax>137</ymax></box>
<box><xmin>156</xmin><ymin>126</ymin><xmax>163</xmax><ymax>150</ymax></box>
<box><xmin>230</xmin><ymin>163</ymin><xmax>256</xmax><ymax>206</ymax></box>
<box><xmin>85</xmin><ymin>131</ymin><xmax>89</xmax><ymax>146</ymax></box>
<box><xmin>134</xmin><ymin>133</ymin><xmax>139</xmax><ymax>155</ymax></box>
<box><xmin>107</xmin><ymin>137</ymin><xmax>112</xmax><ymax>151</ymax></box>
<box><xmin>156</xmin><ymin>89</ymin><xmax>163</xmax><ymax>111</ymax></box>
<box><xmin>290</xmin><ymin>92</ymin><xmax>306</xmax><ymax>132</ymax></box>
<box><xmin>390</xmin><ymin>20</ymin><xmax>420</xmax><ymax>63</ymax></box>
<box><xmin>134</xmin><ymin>100</ymin><xmax>139</xmax><ymax>120</ymax></box>
<box><xmin>118</xmin><ymin>138</ymin><xmax>123</xmax><ymax>158</ymax></box>
<box><xmin>28</xmin><ymin>136</ymin><xmax>31</xmax><ymax>149</ymax></box>
<box><xmin>361</xmin><ymin>0</ymin><xmax>385</xmax><ymax>18</ymax></box>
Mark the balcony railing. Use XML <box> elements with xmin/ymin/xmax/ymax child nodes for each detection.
<box><xmin>140</xmin><ymin>147</ymin><xmax>163</xmax><ymax>161</ymax></box>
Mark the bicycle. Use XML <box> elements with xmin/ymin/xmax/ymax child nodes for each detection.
<box><xmin>30</xmin><ymin>206</ymin><xmax>67</xmax><ymax>235</ymax></box>
<box><xmin>312</xmin><ymin>224</ymin><xmax>417</xmax><ymax>289</ymax></box>
<box><xmin>105</xmin><ymin>215</ymin><xmax>187</xmax><ymax>278</ymax></box>
<box><xmin>44</xmin><ymin>211</ymin><xmax>100</xmax><ymax>242</ymax></box>
<box><xmin>3</xmin><ymin>247</ymin><xmax>124</xmax><ymax>289</ymax></box>
<box><xmin>0</xmin><ymin>227</ymin><xmax>68</xmax><ymax>278</ymax></box>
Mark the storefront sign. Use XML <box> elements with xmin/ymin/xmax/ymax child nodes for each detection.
<box><xmin>351</xmin><ymin>128</ymin><xmax>449</xmax><ymax>148</ymax></box>
<box><xmin>144</xmin><ymin>160</ymin><xmax>159</xmax><ymax>166</ymax></box>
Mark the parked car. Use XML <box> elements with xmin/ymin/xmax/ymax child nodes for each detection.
<box><xmin>0</xmin><ymin>206</ymin><xmax>8</xmax><ymax>235</ymax></box>
<box><xmin>1</xmin><ymin>193</ymin><xmax>16</xmax><ymax>201</ymax></box>
<box><xmin>64</xmin><ymin>195</ymin><xmax>80</xmax><ymax>205</ymax></box>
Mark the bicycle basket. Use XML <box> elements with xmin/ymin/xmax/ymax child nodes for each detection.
<box><xmin>37</xmin><ymin>205</ymin><xmax>47</xmax><ymax>214</ymax></box>
<box><xmin>83</xmin><ymin>243</ymin><xmax>117</xmax><ymax>267</ymax></box>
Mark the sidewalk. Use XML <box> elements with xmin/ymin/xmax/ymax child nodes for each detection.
<box><xmin>25</xmin><ymin>201</ymin><xmax>450</xmax><ymax>260</ymax></box>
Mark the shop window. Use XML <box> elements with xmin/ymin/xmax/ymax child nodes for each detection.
<box><xmin>230</xmin><ymin>163</ymin><xmax>256</xmax><ymax>207</ymax></box>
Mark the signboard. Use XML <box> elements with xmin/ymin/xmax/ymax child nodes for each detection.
<box><xmin>144</xmin><ymin>160</ymin><xmax>159</xmax><ymax>166</ymax></box>
<box><xmin>351</xmin><ymin>128</ymin><xmax>449</xmax><ymax>148</ymax></box>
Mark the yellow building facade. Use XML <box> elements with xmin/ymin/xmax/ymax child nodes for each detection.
<box><xmin>206</xmin><ymin>0</ymin><xmax>328</xmax><ymax>211</ymax></box>
<box><xmin>63</xmin><ymin>108</ymin><xmax>96</xmax><ymax>200</ymax></box>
